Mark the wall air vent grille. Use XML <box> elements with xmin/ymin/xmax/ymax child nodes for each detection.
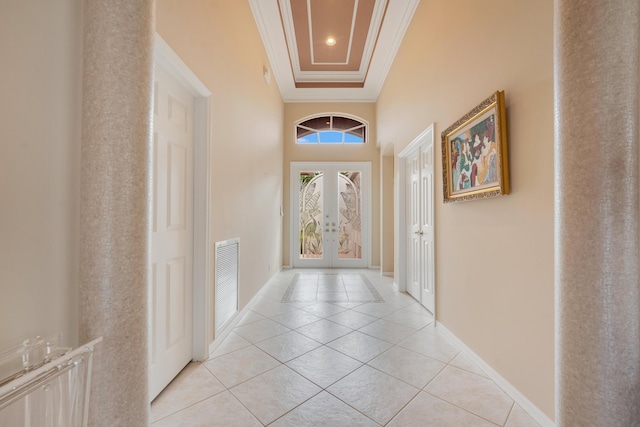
<box><xmin>215</xmin><ymin>238</ymin><xmax>239</xmax><ymax>333</ymax></box>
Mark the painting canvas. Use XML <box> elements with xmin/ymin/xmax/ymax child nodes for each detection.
<box><xmin>442</xmin><ymin>91</ymin><xmax>509</xmax><ymax>202</ymax></box>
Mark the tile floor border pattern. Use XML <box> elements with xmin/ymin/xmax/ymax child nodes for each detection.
<box><xmin>151</xmin><ymin>269</ymin><xmax>543</xmax><ymax>427</ymax></box>
<box><xmin>281</xmin><ymin>273</ymin><xmax>385</xmax><ymax>304</ymax></box>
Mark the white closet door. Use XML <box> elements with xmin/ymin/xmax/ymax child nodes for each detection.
<box><xmin>420</xmin><ymin>141</ymin><xmax>435</xmax><ymax>313</ymax></box>
<box><xmin>403</xmin><ymin>131</ymin><xmax>435</xmax><ymax>313</ymax></box>
<box><xmin>150</xmin><ymin>65</ymin><xmax>194</xmax><ymax>401</ymax></box>
<box><xmin>406</xmin><ymin>151</ymin><xmax>421</xmax><ymax>301</ymax></box>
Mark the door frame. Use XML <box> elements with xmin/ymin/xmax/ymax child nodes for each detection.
<box><xmin>154</xmin><ymin>34</ymin><xmax>212</xmax><ymax>361</ymax></box>
<box><xmin>397</xmin><ymin>124</ymin><xmax>435</xmax><ymax>317</ymax></box>
<box><xmin>290</xmin><ymin>161</ymin><xmax>372</xmax><ymax>269</ymax></box>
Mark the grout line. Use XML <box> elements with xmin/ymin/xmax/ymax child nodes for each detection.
<box><xmin>421</xmin><ymin>390</ymin><xmax>503</xmax><ymax>426</ymax></box>
<box><xmin>503</xmin><ymin>401</ymin><xmax>516</xmax><ymax>427</ymax></box>
<box><xmin>263</xmin><ymin>388</ymin><xmax>324</xmax><ymax>426</ymax></box>
<box><xmin>436</xmin><ymin>323</ymin><xmax>551</xmax><ymax>427</ymax></box>
<box><xmin>225</xmin><ymin>389</ymin><xmax>265</xmax><ymax>426</ymax></box>
<box><xmin>150</xmin><ymin>365</ymin><xmax>233</xmax><ymax>424</ymax></box>
<box><xmin>384</xmin><ymin>386</ymin><xmax>423</xmax><ymax>426</ymax></box>
<box><xmin>156</xmin><ymin>270</ymin><xmax>522</xmax><ymax>426</ymax></box>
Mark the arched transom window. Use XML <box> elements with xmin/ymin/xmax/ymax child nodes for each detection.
<box><xmin>296</xmin><ymin>114</ymin><xmax>367</xmax><ymax>144</ymax></box>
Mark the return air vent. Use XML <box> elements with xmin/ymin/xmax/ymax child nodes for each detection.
<box><xmin>215</xmin><ymin>238</ymin><xmax>239</xmax><ymax>333</ymax></box>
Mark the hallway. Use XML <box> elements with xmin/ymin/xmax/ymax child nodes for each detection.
<box><xmin>150</xmin><ymin>270</ymin><xmax>540</xmax><ymax>426</ymax></box>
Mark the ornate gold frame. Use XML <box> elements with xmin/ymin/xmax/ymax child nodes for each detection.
<box><xmin>441</xmin><ymin>90</ymin><xmax>510</xmax><ymax>203</ymax></box>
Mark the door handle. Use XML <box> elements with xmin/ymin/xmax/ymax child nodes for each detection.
<box><xmin>414</xmin><ymin>230</ymin><xmax>424</xmax><ymax>236</ymax></box>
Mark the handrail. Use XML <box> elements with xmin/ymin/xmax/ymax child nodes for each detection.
<box><xmin>0</xmin><ymin>359</ymin><xmax>77</xmax><ymax>411</ymax></box>
<box><xmin>0</xmin><ymin>337</ymin><xmax>102</xmax><ymax>427</ymax></box>
<box><xmin>0</xmin><ymin>337</ymin><xmax>102</xmax><ymax>403</ymax></box>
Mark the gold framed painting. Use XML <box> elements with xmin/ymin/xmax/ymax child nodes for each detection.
<box><xmin>441</xmin><ymin>90</ymin><xmax>510</xmax><ymax>203</ymax></box>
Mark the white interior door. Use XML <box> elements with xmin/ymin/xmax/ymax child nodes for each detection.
<box><xmin>404</xmin><ymin>136</ymin><xmax>435</xmax><ymax>313</ymax></box>
<box><xmin>150</xmin><ymin>65</ymin><xmax>194</xmax><ymax>400</ymax></box>
<box><xmin>420</xmin><ymin>142</ymin><xmax>435</xmax><ymax>312</ymax></box>
<box><xmin>406</xmin><ymin>150</ymin><xmax>420</xmax><ymax>300</ymax></box>
<box><xmin>292</xmin><ymin>162</ymin><xmax>370</xmax><ymax>269</ymax></box>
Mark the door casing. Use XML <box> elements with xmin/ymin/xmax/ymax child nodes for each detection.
<box><xmin>397</xmin><ymin>124</ymin><xmax>436</xmax><ymax>316</ymax></box>
<box><xmin>153</xmin><ymin>34</ymin><xmax>212</xmax><ymax>365</ymax></box>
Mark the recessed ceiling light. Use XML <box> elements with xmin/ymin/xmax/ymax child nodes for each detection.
<box><xmin>325</xmin><ymin>37</ymin><xmax>336</xmax><ymax>46</ymax></box>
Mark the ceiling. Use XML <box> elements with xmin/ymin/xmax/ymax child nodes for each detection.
<box><xmin>249</xmin><ymin>0</ymin><xmax>420</xmax><ymax>102</ymax></box>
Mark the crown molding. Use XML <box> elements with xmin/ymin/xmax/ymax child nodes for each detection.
<box><xmin>249</xmin><ymin>0</ymin><xmax>420</xmax><ymax>102</ymax></box>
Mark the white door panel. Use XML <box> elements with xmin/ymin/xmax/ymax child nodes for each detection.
<box><xmin>420</xmin><ymin>143</ymin><xmax>435</xmax><ymax>312</ymax></box>
<box><xmin>150</xmin><ymin>65</ymin><xmax>194</xmax><ymax>401</ymax></box>
<box><xmin>404</xmin><ymin>134</ymin><xmax>435</xmax><ymax>313</ymax></box>
<box><xmin>407</xmin><ymin>152</ymin><xmax>420</xmax><ymax>300</ymax></box>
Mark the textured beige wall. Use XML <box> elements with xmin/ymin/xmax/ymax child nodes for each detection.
<box><xmin>156</xmin><ymin>0</ymin><xmax>284</xmax><ymax>341</ymax></box>
<box><xmin>376</xmin><ymin>0</ymin><xmax>554</xmax><ymax>418</ymax></box>
<box><xmin>0</xmin><ymin>0</ymin><xmax>82</xmax><ymax>349</ymax></box>
<box><xmin>283</xmin><ymin>103</ymin><xmax>380</xmax><ymax>267</ymax></box>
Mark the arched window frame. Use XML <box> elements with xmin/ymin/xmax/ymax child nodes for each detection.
<box><xmin>295</xmin><ymin>113</ymin><xmax>368</xmax><ymax>145</ymax></box>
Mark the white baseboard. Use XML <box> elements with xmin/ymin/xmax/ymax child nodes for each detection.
<box><xmin>382</xmin><ymin>271</ymin><xmax>394</xmax><ymax>277</ymax></box>
<box><xmin>281</xmin><ymin>265</ymin><xmax>292</xmax><ymax>269</ymax></box>
<box><xmin>436</xmin><ymin>324</ymin><xmax>555</xmax><ymax>427</ymax></box>
<box><xmin>208</xmin><ymin>314</ymin><xmax>239</xmax><ymax>355</ymax></box>
<box><xmin>208</xmin><ymin>273</ymin><xmax>279</xmax><ymax>356</ymax></box>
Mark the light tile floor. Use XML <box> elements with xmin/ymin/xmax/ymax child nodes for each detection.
<box><xmin>151</xmin><ymin>269</ymin><xmax>541</xmax><ymax>426</ymax></box>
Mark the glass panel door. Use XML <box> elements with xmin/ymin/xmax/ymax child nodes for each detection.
<box><xmin>292</xmin><ymin>163</ymin><xmax>370</xmax><ymax>268</ymax></box>
<box><xmin>337</xmin><ymin>171</ymin><xmax>362</xmax><ymax>260</ymax></box>
<box><xmin>299</xmin><ymin>171</ymin><xmax>324</xmax><ymax>260</ymax></box>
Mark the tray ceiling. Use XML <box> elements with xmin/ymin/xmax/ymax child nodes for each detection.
<box><xmin>249</xmin><ymin>0</ymin><xmax>420</xmax><ymax>102</ymax></box>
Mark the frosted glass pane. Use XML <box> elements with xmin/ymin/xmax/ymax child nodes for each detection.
<box><xmin>338</xmin><ymin>171</ymin><xmax>362</xmax><ymax>259</ymax></box>
<box><xmin>300</xmin><ymin>172</ymin><xmax>323</xmax><ymax>259</ymax></box>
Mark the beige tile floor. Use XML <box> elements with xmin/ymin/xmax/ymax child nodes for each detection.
<box><xmin>151</xmin><ymin>269</ymin><xmax>541</xmax><ymax>426</ymax></box>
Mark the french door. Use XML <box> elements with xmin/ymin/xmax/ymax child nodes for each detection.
<box><xmin>291</xmin><ymin>162</ymin><xmax>370</xmax><ymax>268</ymax></box>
